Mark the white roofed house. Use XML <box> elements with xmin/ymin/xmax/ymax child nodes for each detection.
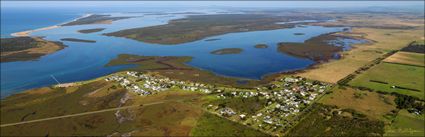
<box><xmin>284</xmin><ymin>77</ymin><xmax>297</xmax><ymax>83</ymax></box>
<box><xmin>239</xmin><ymin>114</ymin><xmax>246</xmax><ymax>119</ymax></box>
<box><xmin>126</xmin><ymin>71</ymin><xmax>138</xmax><ymax>77</ymax></box>
<box><xmin>120</xmin><ymin>79</ymin><xmax>131</xmax><ymax>87</ymax></box>
<box><xmin>219</xmin><ymin>107</ymin><xmax>236</xmax><ymax>117</ymax></box>
<box><xmin>263</xmin><ymin>116</ymin><xmax>273</xmax><ymax>124</ymax></box>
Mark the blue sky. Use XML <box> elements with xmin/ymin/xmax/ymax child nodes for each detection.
<box><xmin>1</xmin><ymin>1</ymin><xmax>424</xmax><ymax>8</ymax></box>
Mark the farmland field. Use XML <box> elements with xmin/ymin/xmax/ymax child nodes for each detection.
<box><xmin>385</xmin><ymin>110</ymin><xmax>425</xmax><ymax>136</ymax></box>
<box><xmin>349</xmin><ymin>62</ymin><xmax>424</xmax><ymax>99</ymax></box>
<box><xmin>320</xmin><ymin>86</ymin><xmax>396</xmax><ymax>120</ymax></box>
<box><xmin>296</xmin><ymin>27</ymin><xmax>424</xmax><ymax>83</ymax></box>
<box><xmin>383</xmin><ymin>51</ymin><xmax>425</xmax><ymax>67</ymax></box>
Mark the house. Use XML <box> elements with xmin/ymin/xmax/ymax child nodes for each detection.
<box><xmin>219</xmin><ymin>108</ymin><xmax>236</xmax><ymax>116</ymax></box>
<box><xmin>239</xmin><ymin>114</ymin><xmax>246</xmax><ymax>119</ymax></box>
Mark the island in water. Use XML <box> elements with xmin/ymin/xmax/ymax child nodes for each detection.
<box><xmin>204</xmin><ymin>38</ymin><xmax>221</xmax><ymax>42</ymax></box>
<box><xmin>60</xmin><ymin>38</ymin><xmax>97</xmax><ymax>43</ymax></box>
<box><xmin>254</xmin><ymin>44</ymin><xmax>268</xmax><ymax>49</ymax></box>
<box><xmin>210</xmin><ymin>48</ymin><xmax>243</xmax><ymax>55</ymax></box>
<box><xmin>77</xmin><ymin>28</ymin><xmax>106</xmax><ymax>34</ymax></box>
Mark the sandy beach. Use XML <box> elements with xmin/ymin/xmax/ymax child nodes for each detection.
<box><xmin>11</xmin><ymin>25</ymin><xmax>60</xmax><ymax>37</ymax></box>
<box><xmin>55</xmin><ymin>82</ymin><xmax>76</xmax><ymax>88</ymax></box>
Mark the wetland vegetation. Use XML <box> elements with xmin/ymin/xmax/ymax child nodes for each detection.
<box><xmin>277</xmin><ymin>33</ymin><xmax>345</xmax><ymax>61</ymax></box>
<box><xmin>106</xmin><ymin>54</ymin><xmax>256</xmax><ymax>88</ymax></box>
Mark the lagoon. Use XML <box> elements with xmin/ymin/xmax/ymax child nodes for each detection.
<box><xmin>1</xmin><ymin>3</ymin><xmax>363</xmax><ymax>97</ymax></box>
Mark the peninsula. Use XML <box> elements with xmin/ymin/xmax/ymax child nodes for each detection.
<box><xmin>11</xmin><ymin>26</ymin><xmax>60</xmax><ymax>37</ymax></box>
<box><xmin>1</xmin><ymin>37</ymin><xmax>66</xmax><ymax>62</ymax></box>
<box><xmin>104</xmin><ymin>14</ymin><xmax>323</xmax><ymax>44</ymax></box>
<box><xmin>61</xmin><ymin>14</ymin><xmax>132</xmax><ymax>26</ymax></box>
<box><xmin>278</xmin><ymin>33</ymin><xmax>349</xmax><ymax>61</ymax></box>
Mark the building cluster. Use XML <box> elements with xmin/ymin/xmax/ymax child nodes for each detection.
<box><xmin>105</xmin><ymin>72</ymin><xmax>157</xmax><ymax>95</ymax></box>
<box><xmin>105</xmin><ymin>71</ymin><xmax>330</xmax><ymax>133</ymax></box>
<box><xmin>209</xmin><ymin>77</ymin><xmax>329</xmax><ymax>132</ymax></box>
<box><xmin>105</xmin><ymin>71</ymin><xmax>223</xmax><ymax>96</ymax></box>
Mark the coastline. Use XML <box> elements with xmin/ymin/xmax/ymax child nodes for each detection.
<box><xmin>3</xmin><ymin>26</ymin><xmax>363</xmax><ymax>96</ymax></box>
<box><xmin>10</xmin><ymin>25</ymin><xmax>60</xmax><ymax>37</ymax></box>
<box><xmin>9</xmin><ymin>13</ymin><xmax>93</xmax><ymax>37</ymax></box>
<box><xmin>4</xmin><ymin>12</ymin><xmax>418</xmax><ymax>98</ymax></box>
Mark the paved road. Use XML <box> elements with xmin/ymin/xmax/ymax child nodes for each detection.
<box><xmin>0</xmin><ymin>101</ymin><xmax>164</xmax><ymax>128</ymax></box>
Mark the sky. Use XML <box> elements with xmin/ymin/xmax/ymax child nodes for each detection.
<box><xmin>1</xmin><ymin>1</ymin><xmax>424</xmax><ymax>8</ymax></box>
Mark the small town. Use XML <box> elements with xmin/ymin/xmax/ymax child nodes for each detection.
<box><xmin>2</xmin><ymin>2</ymin><xmax>425</xmax><ymax>136</ymax></box>
<box><xmin>105</xmin><ymin>71</ymin><xmax>221</xmax><ymax>95</ymax></box>
<box><xmin>105</xmin><ymin>71</ymin><xmax>330</xmax><ymax>134</ymax></box>
<box><xmin>207</xmin><ymin>77</ymin><xmax>329</xmax><ymax>134</ymax></box>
